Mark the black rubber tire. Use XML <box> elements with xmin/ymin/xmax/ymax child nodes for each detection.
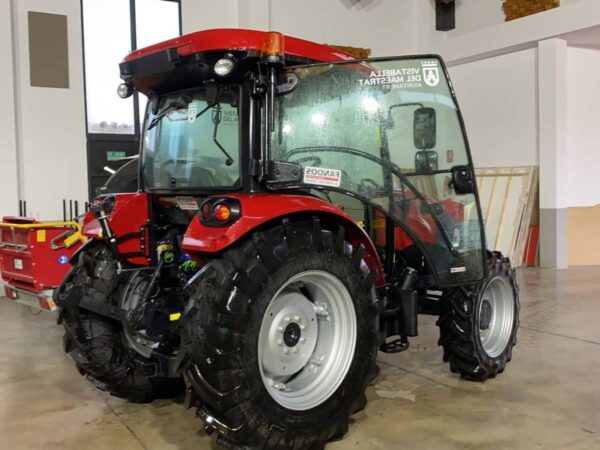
<box><xmin>56</xmin><ymin>243</ymin><xmax>181</xmax><ymax>403</ymax></box>
<box><xmin>437</xmin><ymin>251</ymin><xmax>520</xmax><ymax>381</ymax></box>
<box><xmin>183</xmin><ymin>218</ymin><xmax>379</xmax><ymax>450</ymax></box>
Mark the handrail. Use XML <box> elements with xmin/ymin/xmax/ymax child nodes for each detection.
<box><xmin>0</xmin><ymin>220</ymin><xmax>86</xmax><ymax>249</ymax></box>
<box><xmin>0</xmin><ymin>221</ymin><xmax>82</xmax><ymax>232</ymax></box>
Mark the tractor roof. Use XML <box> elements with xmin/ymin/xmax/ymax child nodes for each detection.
<box><xmin>120</xmin><ymin>28</ymin><xmax>354</xmax><ymax>96</ymax></box>
<box><xmin>124</xmin><ymin>28</ymin><xmax>354</xmax><ymax>64</ymax></box>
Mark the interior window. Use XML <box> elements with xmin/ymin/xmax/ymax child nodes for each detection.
<box><xmin>142</xmin><ymin>86</ymin><xmax>240</xmax><ymax>189</ymax></box>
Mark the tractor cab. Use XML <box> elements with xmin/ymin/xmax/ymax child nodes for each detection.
<box><xmin>117</xmin><ymin>29</ymin><xmax>486</xmax><ymax>288</ymax></box>
<box><xmin>267</xmin><ymin>57</ymin><xmax>486</xmax><ymax>287</ymax></box>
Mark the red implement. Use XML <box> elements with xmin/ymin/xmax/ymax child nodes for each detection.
<box><xmin>0</xmin><ymin>217</ymin><xmax>84</xmax><ymax>311</ymax></box>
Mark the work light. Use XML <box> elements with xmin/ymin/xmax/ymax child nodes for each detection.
<box><xmin>214</xmin><ymin>57</ymin><xmax>235</xmax><ymax>76</ymax></box>
<box><xmin>117</xmin><ymin>83</ymin><xmax>133</xmax><ymax>99</ymax></box>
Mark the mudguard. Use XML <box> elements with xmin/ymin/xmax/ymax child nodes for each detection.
<box><xmin>82</xmin><ymin>193</ymin><xmax>150</xmax><ymax>266</ymax></box>
<box><xmin>182</xmin><ymin>193</ymin><xmax>385</xmax><ymax>285</ymax></box>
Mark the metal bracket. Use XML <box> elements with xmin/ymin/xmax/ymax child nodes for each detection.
<box><xmin>265</xmin><ymin>161</ymin><xmax>303</xmax><ymax>185</ymax></box>
<box><xmin>79</xmin><ymin>295</ymin><xmax>127</xmax><ymax>322</ymax></box>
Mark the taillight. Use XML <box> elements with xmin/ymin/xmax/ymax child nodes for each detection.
<box><xmin>201</xmin><ymin>203</ymin><xmax>212</xmax><ymax>220</ymax></box>
<box><xmin>214</xmin><ymin>204</ymin><xmax>232</xmax><ymax>222</ymax></box>
<box><xmin>199</xmin><ymin>198</ymin><xmax>241</xmax><ymax>227</ymax></box>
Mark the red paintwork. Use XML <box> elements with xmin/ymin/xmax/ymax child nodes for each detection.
<box><xmin>374</xmin><ymin>195</ymin><xmax>465</xmax><ymax>252</ymax></box>
<box><xmin>0</xmin><ymin>217</ymin><xmax>81</xmax><ymax>293</ymax></box>
<box><xmin>182</xmin><ymin>193</ymin><xmax>385</xmax><ymax>285</ymax></box>
<box><xmin>82</xmin><ymin>193</ymin><xmax>150</xmax><ymax>266</ymax></box>
<box><xmin>123</xmin><ymin>28</ymin><xmax>354</xmax><ymax>64</ymax></box>
<box><xmin>525</xmin><ymin>225</ymin><xmax>539</xmax><ymax>267</ymax></box>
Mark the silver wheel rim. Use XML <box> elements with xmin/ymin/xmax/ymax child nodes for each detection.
<box><xmin>478</xmin><ymin>276</ymin><xmax>515</xmax><ymax>358</ymax></box>
<box><xmin>258</xmin><ymin>270</ymin><xmax>357</xmax><ymax>411</ymax></box>
<box><xmin>121</xmin><ymin>273</ymin><xmax>160</xmax><ymax>358</ymax></box>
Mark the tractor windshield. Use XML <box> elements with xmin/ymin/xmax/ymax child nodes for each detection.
<box><xmin>141</xmin><ymin>86</ymin><xmax>240</xmax><ymax>190</ymax></box>
<box><xmin>270</xmin><ymin>57</ymin><xmax>486</xmax><ymax>286</ymax></box>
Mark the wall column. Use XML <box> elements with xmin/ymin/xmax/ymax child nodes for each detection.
<box><xmin>538</xmin><ymin>38</ymin><xmax>568</xmax><ymax>268</ymax></box>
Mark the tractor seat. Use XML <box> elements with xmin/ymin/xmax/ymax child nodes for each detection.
<box><xmin>189</xmin><ymin>164</ymin><xmax>219</xmax><ymax>186</ymax></box>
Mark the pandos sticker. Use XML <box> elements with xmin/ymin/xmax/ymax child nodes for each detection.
<box><xmin>303</xmin><ymin>166</ymin><xmax>342</xmax><ymax>188</ymax></box>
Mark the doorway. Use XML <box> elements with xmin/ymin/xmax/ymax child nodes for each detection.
<box><xmin>81</xmin><ymin>0</ymin><xmax>181</xmax><ymax>198</ymax></box>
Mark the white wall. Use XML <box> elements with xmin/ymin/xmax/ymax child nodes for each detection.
<box><xmin>444</xmin><ymin>0</ymin><xmax>586</xmax><ymax>40</ymax></box>
<box><xmin>567</xmin><ymin>46</ymin><xmax>600</xmax><ymax>207</ymax></box>
<box><xmin>269</xmin><ymin>0</ymin><xmax>417</xmax><ymax>57</ymax></box>
<box><xmin>11</xmin><ymin>0</ymin><xmax>88</xmax><ymax>220</ymax></box>
<box><xmin>449</xmin><ymin>48</ymin><xmax>538</xmax><ymax>168</ymax></box>
<box><xmin>181</xmin><ymin>0</ymin><xmax>238</xmax><ymax>33</ymax></box>
<box><xmin>182</xmin><ymin>0</ymin><xmax>419</xmax><ymax>57</ymax></box>
<box><xmin>450</xmin><ymin>0</ymin><xmax>585</xmax><ymax>38</ymax></box>
<box><xmin>419</xmin><ymin>0</ymin><xmax>600</xmax><ymax>64</ymax></box>
<box><xmin>0</xmin><ymin>0</ymin><xmax>19</xmax><ymax>217</ymax></box>
<box><xmin>450</xmin><ymin>0</ymin><xmax>505</xmax><ymax>37</ymax></box>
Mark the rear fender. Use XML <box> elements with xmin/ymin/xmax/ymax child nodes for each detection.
<box><xmin>182</xmin><ymin>194</ymin><xmax>385</xmax><ymax>286</ymax></box>
<box><xmin>82</xmin><ymin>193</ymin><xmax>150</xmax><ymax>266</ymax></box>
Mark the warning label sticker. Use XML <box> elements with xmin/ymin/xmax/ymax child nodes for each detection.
<box><xmin>303</xmin><ymin>166</ymin><xmax>342</xmax><ymax>188</ymax></box>
<box><xmin>187</xmin><ymin>103</ymin><xmax>198</xmax><ymax>123</ymax></box>
<box><xmin>176</xmin><ymin>197</ymin><xmax>199</xmax><ymax>210</ymax></box>
<box><xmin>36</xmin><ymin>229</ymin><xmax>46</xmax><ymax>243</ymax></box>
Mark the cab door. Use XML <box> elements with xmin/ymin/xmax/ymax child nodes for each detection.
<box><xmin>269</xmin><ymin>56</ymin><xmax>486</xmax><ymax>287</ymax></box>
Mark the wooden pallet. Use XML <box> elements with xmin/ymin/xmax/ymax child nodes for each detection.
<box><xmin>476</xmin><ymin>166</ymin><xmax>538</xmax><ymax>266</ymax></box>
<box><xmin>503</xmin><ymin>0</ymin><xmax>560</xmax><ymax>21</ymax></box>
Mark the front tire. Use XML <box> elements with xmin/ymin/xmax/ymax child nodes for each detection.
<box><xmin>437</xmin><ymin>252</ymin><xmax>520</xmax><ymax>381</ymax></box>
<box><xmin>184</xmin><ymin>219</ymin><xmax>379</xmax><ymax>449</ymax></box>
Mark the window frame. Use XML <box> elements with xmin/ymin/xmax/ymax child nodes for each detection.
<box><xmin>139</xmin><ymin>85</ymin><xmax>244</xmax><ymax>193</ymax></box>
<box><xmin>80</xmin><ymin>0</ymin><xmax>182</xmax><ymax>138</ymax></box>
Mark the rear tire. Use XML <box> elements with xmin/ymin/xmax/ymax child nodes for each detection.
<box><xmin>56</xmin><ymin>243</ymin><xmax>181</xmax><ymax>402</ymax></box>
<box><xmin>183</xmin><ymin>219</ymin><xmax>379</xmax><ymax>449</ymax></box>
<box><xmin>437</xmin><ymin>252</ymin><xmax>520</xmax><ymax>381</ymax></box>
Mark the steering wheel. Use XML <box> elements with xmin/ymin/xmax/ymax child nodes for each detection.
<box><xmin>160</xmin><ymin>159</ymin><xmax>193</xmax><ymax>170</ymax></box>
<box><xmin>287</xmin><ymin>155</ymin><xmax>322</xmax><ymax>167</ymax></box>
<box><xmin>359</xmin><ymin>178</ymin><xmax>382</xmax><ymax>190</ymax></box>
<box><xmin>357</xmin><ymin>177</ymin><xmax>382</xmax><ymax>196</ymax></box>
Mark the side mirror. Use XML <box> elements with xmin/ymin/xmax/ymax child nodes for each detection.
<box><xmin>415</xmin><ymin>150</ymin><xmax>439</xmax><ymax>173</ymax></box>
<box><xmin>451</xmin><ymin>165</ymin><xmax>475</xmax><ymax>195</ymax></box>
<box><xmin>150</xmin><ymin>96</ymin><xmax>160</xmax><ymax>115</ymax></box>
<box><xmin>414</xmin><ymin>107</ymin><xmax>436</xmax><ymax>150</ymax></box>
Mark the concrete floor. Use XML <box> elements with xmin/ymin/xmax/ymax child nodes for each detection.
<box><xmin>1</xmin><ymin>267</ymin><xmax>599</xmax><ymax>450</ymax></box>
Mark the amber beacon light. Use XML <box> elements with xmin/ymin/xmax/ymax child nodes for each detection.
<box><xmin>260</xmin><ymin>31</ymin><xmax>285</xmax><ymax>62</ymax></box>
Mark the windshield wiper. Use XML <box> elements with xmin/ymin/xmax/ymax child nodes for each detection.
<box><xmin>212</xmin><ymin>104</ymin><xmax>234</xmax><ymax>166</ymax></box>
<box><xmin>147</xmin><ymin>101</ymin><xmax>188</xmax><ymax>130</ymax></box>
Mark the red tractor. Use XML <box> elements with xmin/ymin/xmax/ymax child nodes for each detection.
<box><xmin>55</xmin><ymin>29</ymin><xmax>519</xmax><ymax>449</ymax></box>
